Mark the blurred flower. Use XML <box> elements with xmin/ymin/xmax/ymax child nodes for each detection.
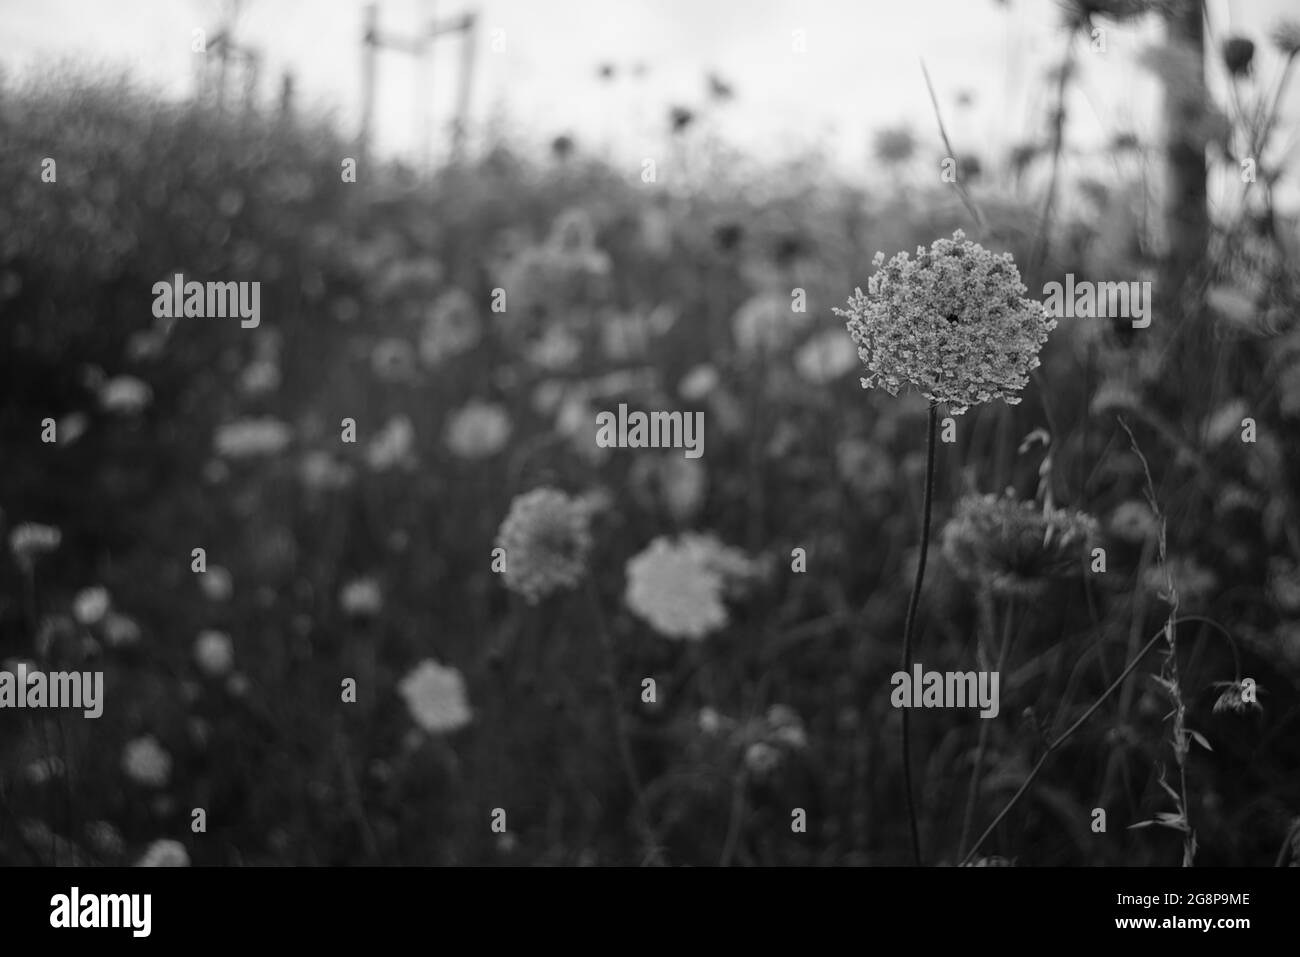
<box><xmin>240</xmin><ymin>358</ymin><xmax>281</xmax><ymax>396</ymax></box>
<box><xmin>194</xmin><ymin>630</ymin><xmax>234</xmax><ymax>677</ymax></box>
<box><xmin>1269</xmin><ymin>559</ymin><xmax>1300</xmax><ymax>613</ymax></box>
<box><xmin>1205</xmin><ymin>286</ymin><xmax>1256</xmax><ymax>327</ymax></box>
<box><xmin>624</xmin><ymin>533</ymin><xmax>757</xmax><ymax>640</ymax></box>
<box><xmin>956</xmin><ymin>153</ymin><xmax>983</xmax><ymax>182</ymax></box>
<box><xmin>669</xmin><ymin>105</ymin><xmax>695</xmax><ymax>133</ymax></box>
<box><xmin>371</xmin><ymin>337</ymin><xmax>418</xmax><ymax>382</ymax></box>
<box><xmin>340</xmin><ymin>577</ymin><xmax>383</xmax><ymax>617</ymax></box>
<box><xmin>1271</xmin><ymin>19</ymin><xmax>1300</xmax><ymax>56</ymax></box>
<box><xmin>525</xmin><ymin>325</ymin><xmax>582</xmax><ymax>370</ymax></box>
<box><xmin>86</xmin><ymin>821</ymin><xmax>125</xmax><ymax>859</ymax></box>
<box><xmin>630</xmin><ymin>454</ymin><xmax>708</xmax><ymax>523</ymax></box>
<box><xmin>214</xmin><ymin>417</ymin><xmax>292</xmax><ymax>458</ymax></box>
<box><xmin>1205</xmin><ymin>398</ymin><xmax>1249</xmax><ymax>445</ymax></box>
<box><xmin>679</xmin><ymin>364</ymin><xmax>720</xmax><ymax>401</ymax></box>
<box><xmin>551</xmin><ymin>134</ymin><xmax>575</xmax><ymax>159</ymax></box>
<box><xmin>398</xmin><ymin>660</ymin><xmax>472</xmax><ymax>734</ymax></box>
<box><xmin>1212</xmin><ymin>679</ymin><xmax>1263</xmax><ymax>715</ymax></box>
<box><xmin>744</xmin><ymin>741</ymin><xmax>780</xmax><ymax>776</ymax></box>
<box><xmin>299</xmin><ymin>450</ymin><xmax>355</xmax><ymax>492</ymax></box>
<box><xmin>707</xmin><ymin>72</ymin><xmax>734</xmax><ymax>101</ymax></box>
<box><xmin>1143</xmin><ymin>555</ymin><xmax>1217</xmax><ymax>604</ymax></box>
<box><xmin>1108</xmin><ymin>499</ymin><xmax>1158</xmax><ymax>544</ymax></box>
<box><xmin>198</xmin><ymin>565</ymin><xmax>233</xmax><ymax>602</ymax></box>
<box><xmin>733</xmin><ymin>291</ymin><xmax>806</xmax><ymax>356</ymax></box>
<box><xmin>26</xmin><ymin>756</ymin><xmax>65</xmax><ymax>784</ymax></box>
<box><xmin>1221</xmin><ymin>36</ymin><xmax>1255</xmax><ymax>77</ymax></box>
<box><xmin>698</xmin><ymin>706</ymin><xmax>725</xmax><ymax>735</ymax></box>
<box><xmin>98</xmin><ymin>375</ymin><xmax>152</xmax><ymax>414</ymax></box>
<box><xmin>835</xmin><ymin>231</ymin><xmax>1054</xmax><ymax>415</ymax></box>
<box><xmin>72</xmin><ymin>586</ymin><xmax>110</xmax><ymax>626</ymax></box>
<box><xmin>102</xmin><ymin>612</ymin><xmax>141</xmax><ymax>649</ymax></box>
<box><xmin>836</xmin><ymin>438</ymin><xmax>895</xmax><ymax>497</ymax></box>
<box><xmin>373</xmin><ymin>258</ymin><xmax>444</xmax><ymax>300</ymax></box>
<box><xmin>445</xmin><ymin>401</ymin><xmax>512</xmax><ymax>459</ymax></box>
<box><xmin>9</xmin><ymin>522</ymin><xmax>61</xmax><ymax>567</ymax></box>
<box><xmin>122</xmin><ymin>735</ymin><xmax>172</xmax><ymax>788</ymax></box>
<box><xmin>366</xmin><ymin>415</ymin><xmax>415</xmax><ymax>471</ymax></box>
<box><xmin>873</xmin><ymin>126</ymin><xmax>916</xmax><ymax>165</ymax></box>
<box><xmin>794</xmin><ymin>329</ymin><xmax>860</xmax><ymax>384</ymax></box>
<box><xmin>58</xmin><ymin>412</ymin><xmax>89</xmax><ymax>446</ymax></box>
<box><xmin>942</xmin><ymin>491</ymin><xmax>1097</xmax><ymax>597</ymax></box>
<box><xmin>419</xmin><ymin>289</ymin><xmax>481</xmax><ymax>366</ymax></box>
<box><xmin>226</xmin><ymin>673</ymin><xmax>251</xmax><ymax>697</ymax></box>
<box><xmin>495</xmin><ymin>487</ymin><xmax>593</xmax><ymax>603</ymax></box>
<box><xmin>765</xmin><ymin>704</ymin><xmax>808</xmax><ymax>750</ymax></box>
<box><xmin>135</xmin><ymin>839</ymin><xmax>189</xmax><ymax>867</ymax></box>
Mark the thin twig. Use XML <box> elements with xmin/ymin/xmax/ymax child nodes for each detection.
<box><xmin>920</xmin><ymin>60</ymin><xmax>986</xmax><ymax>233</ymax></box>
<box><xmin>961</xmin><ymin>626</ymin><xmax>1166</xmax><ymax>865</ymax></box>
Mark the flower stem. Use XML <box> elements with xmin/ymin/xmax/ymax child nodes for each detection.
<box><xmin>899</xmin><ymin>402</ymin><xmax>938</xmax><ymax>865</ymax></box>
<box><xmin>958</xmin><ymin>595</ymin><xmax>1014</xmax><ymax>860</ymax></box>
<box><xmin>585</xmin><ymin>578</ymin><xmax>665</xmax><ymax>865</ymax></box>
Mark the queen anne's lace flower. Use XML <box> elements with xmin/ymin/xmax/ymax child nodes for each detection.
<box><xmin>495</xmin><ymin>487</ymin><xmax>593</xmax><ymax>602</ymax></box>
<box><xmin>398</xmin><ymin>660</ymin><xmax>472</xmax><ymax>733</ymax></box>
<box><xmin>835</xmin><ymin>230</ymin><xmax>1054</xmax><ymax>415</ymax></box>
<box><xmin>624</xmin><ymin>533</ymin><xmax>760</xmax><ymax>640</ymax></box>
<box><xmin>942</xmin><ymin>491</ymin><xmax>1097</xmax><ymax>597</ymax></box>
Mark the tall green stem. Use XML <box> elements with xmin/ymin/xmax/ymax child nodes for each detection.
<box><xmin>900</xmin><ymin>402</ymin><xmax>938</xmax><ymax>865</ymax></box>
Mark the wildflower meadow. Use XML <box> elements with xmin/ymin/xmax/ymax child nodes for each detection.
<box><xmin>1</xmin><ymin>0</ymin><xmax>1299</xmax><ymax>891</ymax></box>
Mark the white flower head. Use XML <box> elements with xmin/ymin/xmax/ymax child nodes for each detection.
<box><xmin>445</xmin><ymin>401</ymin><xmax>512</xmax><ymax>460</ymax></box>
<box><xmin>835</xmin><ymin>230</ymin><xmax>1054</xmax><ymax>415</ymax></box>
<box><xmin>398</xmin><ymin>660</ymin><xmax>472</xmax><ymax>734</ymax></box>
<box><xmin>340</xmin><ymin>577</ymin><xmax>383</xmax><ymax>617</ymax></box>
<box><xmin>135</xmin><ymin>839</ymin><xmax>190</xmax><ymax>867</ymax></box>
<box><xmin>624</xmin><ymin>533</ymin><xmax>757</xmax><ymax>640</ymax></box>
<box><xmin>73</xmin><ymin>586</ymin><xmax>111</xmax><ymax>626</ymax></box>
<box><xmin>194</xmin><ymin>630</ymin><xmax>234</xmax><ymax>677</ymax></box>
<box><xmin>214</xmin><ymin>417</ymin><xmax>293</xmax><ymax>459</ymax></box>
<box><xmin>495</xmin><ymin>487</ymin><xmax>593</xmax><ymax>602</ymax></box>
<box><xmin>122</xmin><ymin>735</ymin><xmax>172</xmax><ymax>789</ymax></box>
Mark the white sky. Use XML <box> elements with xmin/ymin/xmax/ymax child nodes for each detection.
<box><xmin>2</xmin><ymin>0</ymin><xmax>1297</xmax><ymax>185</ymax></box>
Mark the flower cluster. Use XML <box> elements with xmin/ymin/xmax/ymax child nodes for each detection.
<box><xmin>624</xmin><ymin>533</ymin><xmax>762</xmax><ymax>640</ymax></box>
<box><xmin>835</xmin><ymin>230</ymin><xmax>1054</xmax><ymax>415</ymax></box>
<box><xmin>941</xmin><ymin>490</ymin><xmax>1098</xmax><ymax>597</ymax></box>
<box><xmin>495</xmin><ymin>487</ymin><xmax>594</xmax><ymax>603</ymax></box>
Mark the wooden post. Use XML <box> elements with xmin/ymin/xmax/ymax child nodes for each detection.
<box><xmin>453</xmin><ymin>13</ymin><xmax>477</xmax><ymax>159</ymax></box>
<box><xmin>360</xmin><ymin>4</ymin><xmax>379</xmax><ymax>169</ymax></box>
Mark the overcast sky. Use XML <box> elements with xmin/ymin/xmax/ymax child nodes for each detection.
<box><xmin>2</xmin><ymin>0</ymin><xmax>1297</xmax><ymax>186</ymax></box>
